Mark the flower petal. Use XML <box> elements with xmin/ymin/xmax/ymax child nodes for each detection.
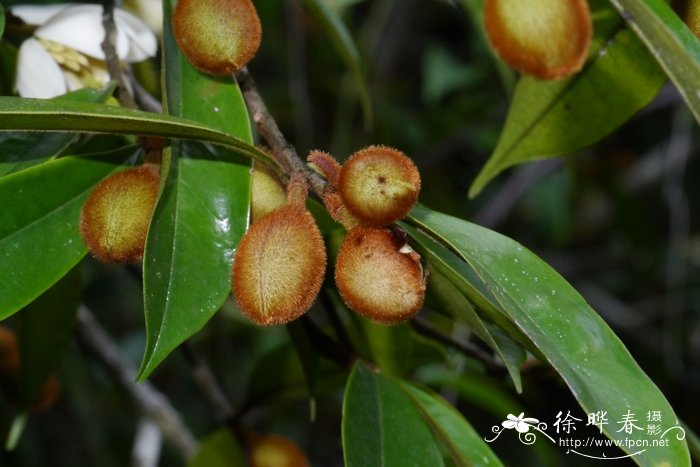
<box><xmin>15</xmin><ymin>38</ymin><xmax>68</xmax><ymax>98</ymax></box>
<box><xmin>114</xmin><ymin>9</ymin><xmax>158</xmax><ymax>61</ymax></box>
<box><xmin>10</xmin><ymin>4</ymin><xmax>75</xmax><ymax>26</ymax></box>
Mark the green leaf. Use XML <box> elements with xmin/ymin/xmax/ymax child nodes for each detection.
<box><xmin>427</xmin><ymin>269</ymin><xmax>525</xmax><ymax>392</ymax></box>
<box><xmin>0</xmin><ymin>97</ymin><xmax>274</xmax><ymax>168</ymax></box>
<box><xmin>16</xmin><ymin>266</ymin><xmax>80</xmax><ymax>409</ymax></box>
<box><xmin>188</xmin><ymin>428</ymin><xmax>246</xmax><ymax>467</ymax></box>
<box><xmin>137</xmin><ymin>0</ymin><xmax>252</xmax><ymax>379</ymax></box>
<box><xmin>302</xmin><ymin>0</ymin><xmax>373</xmax><ymax>127</ymax></box>
<box><xmin>0</xmin><ymin>5</ymin><xmax>5</xmax><ymax>40</ymax></box>
<box><xmin>469</xmin><ymin>1</ymin><xmax>666</xmax><ymax>197</ymax></box>
<box><xmin>0</xmin><ymin>146</ymin><xmax>140</xmax><ymax>319</ymax></box>
<box><xmin>400</xmin><ymin>383</ymin><xmax>504</xmax><ymax>467</ymax></box>
<box><xmin>342</xmin><ymin>362</ymin><xmax>445</xmax><ymax>467</ymax></box>
<box><xmin>361</xmin><ymin>321</ymin><xmax>414</xmax><ymax>377</ymax></box>
<box><xmin>608</xmin><ymin>0</ymin><xmax>700</xmax><ymax>126</ymax></box>
<box><xmin>0</xmin><ymin>86</ymin><xmax>115</xmax><ymax>176</ymax></box>
<box><xmin>408</xmin><ymin>204</ymin><xmax>690</xmax><ymax>466</ymax></box>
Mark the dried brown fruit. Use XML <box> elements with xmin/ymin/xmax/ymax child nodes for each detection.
<box><xmin>172</xmin><ymin>0</ymin><xmax>262</xmax><ymax>75</ymax></box>
<box><xmin>80</xmin><ymin>164</ymin><xmax>160</xmax><ymax>263</ymax></box>
<box><xmin>232</xmin><ymin>198</ymin><xmax>326</xmax><ymax>325</ymax></box>
<box><xmin>338</xmin><ymin>145</ymin><xmax>420</xmax><ymax>226</ymax></box>
<box><xmin>484</xmin><ymin>0</ymin><xmax>592</xmax><ymax>80</ymax></box>
<box><xmin>249</xmin><ymin>433</ymin><xmax>311</xmax><ymax>467</ymax></box>
<box><xmin>251</xmin><ymin>161</ymin><xmax>287</xmax><ymax>224</ymax></box>
<box><xmin>335</xmin><ymin>227</ymin><xmax>425</xmax><ymax>324</ymax></box>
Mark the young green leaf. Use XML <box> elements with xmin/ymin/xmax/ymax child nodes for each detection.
<box><xmin>469</xmin><ymin>1</ymin><xmax>666</xmax><ymax>197</ymax></box>
<box><xmin>342</xmin><ymin>362</ymin><xmax>445</xmax><ymax>467</ymax></box>
<box><xmin>407</xmin><ymin>204</ymin><xmax>691</xmax><ymax>466</ymax></box>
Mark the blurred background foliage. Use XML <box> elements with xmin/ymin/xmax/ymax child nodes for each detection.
<box><xmin>0</xmin><ymin>0</ymin><xmax>698</xmax><ymax>465</ymax></box>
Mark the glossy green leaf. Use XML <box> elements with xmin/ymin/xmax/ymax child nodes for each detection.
<box><xmin>302</xmin><ymin>0</ymin><xmax>373</xmax><ymax>126</ymax></box>
<box><xmin>0</xmin><ymin>146</ymin><xmax>140</xmax><ymax>318</ymax></box>
<box><xmin>469</xmin><ymin>1</ymin><xmax>666</xmax><ymax>197</ymax></box>
<box><xmin>428</xmin><ymin>269</ymin><xmax>525</xmax><ymax>392</ymax></box>
<box><xmin>137</xmin><ymin>0</ymin><xmax>252</xmax><ymax>379</ymax></box>
<box><xmin>408</xmin><ymin>204</ymin><xmax>690</xmax><ymax>466</ymax></box>
<box><xmin>188</xmin><ymin>428</ymin><xmax>246</xmax><ymax>467</ymax></box>
<box><xmin>16</xmin><ymin>266</ymin><xmax>80</xmax><ymax>409</ymax></box>
<box><xmin>0</xmin><ymin>86</ymin><xmax>115</xmax><ymax>176</ymax></box>
<box><xmin>609</xmin><ymin>0</ymin><xmax>700</xmax><ymax>126</ymax></box>
<box><xmin>0</xmin><ymin>97</ymin><xmax>274</xmax><ymax>169</ymax></box>
<box><xmin>400</xmin><ymin>383</ymin><xmax>504</xmax><ymax>467</ymax></box>
<box><xmin>342</xmin><ymin>362</ymin><xmax>445</xmax><ymax>467</ymax></box>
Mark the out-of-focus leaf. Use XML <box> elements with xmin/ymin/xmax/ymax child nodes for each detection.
<box><xmin>138</xmin><ymin>0</ymin><xmax>252</xmax><ymax>379</ymax></box>
<box><xmin>16</xmin><ymin>266</ymin><xmax>79</xmax><ymax>408</ymax></box>
<box><xmin>302</xmin><ymin>0</ymin><xmax>373</xmax><ymax>127</ymax></box>
<box><xmin>0</xmin><ymin>86</ymin><xmax>115</xmax><ymax>176</ymax></box>
<box><xmin>609</xmin><ymin>0</ymin><xmax>700</xmax><ymax>126</ymax></box>
<box><xmin>0</xmin><ymin>97</ymin><xmax>274</xmax><ymax>168</ymax></box>
<box><xmin>342</xmin><ymin>362</ymin><xmax>445</xmax><ymax>467</ymax></box>
<box><xmin>428</xmin><ymin>269</ymin><xmax>525</xmax><ymax>392</ymax></box>
<box><xmin>0</xmin><ymin>5</ymin><xmax>5</xmax><ymax>39</ymax></box>
<box><xmin>400</xmin><ymin>382</ymin><xmax>504</xmax><ymax>467</ymax></box>
<box><xmin>469</xmin><ymin>2</ymin><xmax>666</xmax><ymax>197</ymax></box>
<box><xmin>0</xmin><ymin>146</ymin><xmax>140</xmax><ymax>319</ymax></box>
<box><xmin>360</xmin><ymin>321</ymin><xmax>414</xmax><ymax>377</ymax></box>
<box><xmin>0</xmin><ymin>41</ymin><xmax>17</xmax><ymax>95</ymax></box>
<box><xmin>188</xmin><ymin>428</ymin><xmax>246</xmax><ymax>467</ymax></box>
<box><xmin>408</xmin><ymin>204</ymin><xmax>690</xmax><ymax>466</ymax></box>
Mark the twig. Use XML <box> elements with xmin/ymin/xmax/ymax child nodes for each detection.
<box><xmin>235</xmin><ymin>68</ymin><xmax>326</xmax><ymax>195</ymax></box>
<box><xmin>101</xmin><ymin>1</ymin><xmax>137</xmax><ymax>108</ymax></box>
<box><xmin>410</xmin><ymin>316</ymin><xmax>505</xmax><ymax>374</ymax></box>
<box><xmin>131</xmin><ymin>418</ymin><xmax>163</xmax><ymax>467</ymax></box>
<box><xmin>75</xmin><ymin>306</ymin><xmax>198</xmax><ymax>461</ymax></box>
<box><xmin>179</xmin><ymin>342</ymin><xmax>235</xmax><ymax>422</ymax></box>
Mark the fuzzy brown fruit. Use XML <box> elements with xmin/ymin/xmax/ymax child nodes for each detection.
<box><xmin>251</xmin><ymin>161</ymin><xmax>287</xmax><ymax>224</ymax></box>
<box><xmin>232</xmin><ymin>204</ymin><xmax>326</xmax><ymax>326</ymax></box>
<box><xmin>80</xmin><ymin>164</ymin><xmax>160</xmax><ymax>263</ymax></box>
<box><xmin>338</xmin><ymin>145</ymin><xmax>420</xmax><ymax>226</ymax></box>
<box><xmin>335</xmin><ymin>227</ymin><xmax>425</xmax><ymax>324</ymax></box>
<box><xmin>484</xmin><ymin>0</ymin><xmax>592</xmax><ymax>80</ymax></box>
<box><xmin>249</xmin><ymin>433</ymin><xmax>311</xmax><ymax>467</ymax></box>
<box><xmin>674</xmin><ymin>0</ymin><xmax>700</xmax><ymax>38</ymax></box>
<box><xmin>172</xmin><ymin>0</ymin><xmax>262</xmax><ymax>75</ymax></box>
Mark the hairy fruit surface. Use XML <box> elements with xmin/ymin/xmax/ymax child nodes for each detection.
<box><xmin>232</xmin><ymin>204</ymin><xmax>326</xmax><ymax>326</ymax></box>
<box><xmin>80</xmin><ymin>164</ymin><xmax>160</xmax><ymax>263</ymax></box>
<box><xmin>484</xmin><ymin>0</ymin><xmax>591</xmax><ymax>80</ymax></box>
<box><xmin>338</xmin><ymin>145</ymin><xmax>420</xmax><ymax>226</ymax></box>
<box><xmin>172</xmin><ymin>0</ymin><xmax>261</xmax><ymax>75</ymax></box>
<box><xmin>335</xmin><ymin>227</ymin><xmax>425</xmax><ymax>324</ymax></box>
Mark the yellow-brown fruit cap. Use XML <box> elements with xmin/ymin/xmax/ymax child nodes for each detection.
<box><xmin>232</xmin><ymin>204</ymin><xmax>327</xmax><ymax>326</ymax></box>
<box><xmin>338</xmin><ymin>145</ymin><xmax>421</xmax><ymax>226</ymax></box>
<box><xmin>31</xmin><ymin>374</ymin><xmax>61</xmax><ymax>413</ymax></box>
<box><xmin>80</xmin><ymin>164</ymin><xmax>160</xmax><ymax>263</ymax></box>
<box><xmin>335</xmin><ymin>227</ymin><xmax>425</xmax><ymax>324</ymax></box>
<box><xmin>0</xmin><ymin>326</ymin><xmax>18</xmax><ymax>374</ymax></box>
<box><xmin>674</xmin><ymin>0</ymin><xmax>700</xmax><ymax>38</ymax></box>
<box><xmin>484</xmin><ymin>0</ymin><xmax>592</xmax><ymax>80</ymax></box>
<box><xmin>251</xmin><ymin>161</ymin><xmax>287</xmax><ymax>224</ymax></box>
<box><xmin>172</xmin><ymin>0</ymin><xmax>262</xmax><ymax>75</ymax></box>
<box><xmin>250</xmin><ymin>434</ymin><xmax>311</xmax><ymax>467</ymax></box>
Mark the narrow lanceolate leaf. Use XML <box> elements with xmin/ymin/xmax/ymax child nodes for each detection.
<box><xmin>0</xmin><ymin>87</ymin><xmax>115</xmax><ymax>175</ymax></box>
<box><xmin>342</xmin><ymin>362</ymin><xmax>445</xmax><ymax>467</ymax></box>
<box><xmin>608</xmin><ymin>0</ymin><xmax>700</xmax><ymax>125</ymax></box>
<box><xmin>400</xmin><ymin>383</ymin><xmax>504</xmax><ymax>467</ymax></box>
<box><xmin>17</xmin><ymin>266</ymin><xmax>80</xmax><ymax>409</ymax></box>
<box><xmin>0</xmin><ymin>97</ymin><xmax>274</xmax><ymax>168</ymax></box>
<box><xmin>408</xmin><ymin>204</ymin><xmax>690</xmax><ymax>466</ymax></box>
<box><xmin>137</xmin><ymin>0</ymin><xmax>252</xmax><ymax>379</ymax></box>
<box><xmin>0</xmin><ymin>86</ymin><xmax>115</xmax><ymax>176</ymax></box>
<box><xmin>469</xmin><ymin>1</ymin><xmax>666</xmax><ymax>197</ymax></box>
<box><xmin>0</xmin><ymin>146</ymin><xmax>139</xmax><ymax>319</ymax></box>
<box><xmin>302</xmin><ymin>0</ymin><xmax>373</xmax><ymax>127</ymax></box>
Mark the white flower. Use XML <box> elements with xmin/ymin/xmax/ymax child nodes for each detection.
<box><xmin>13</xmin><ymin>3</ymin><xmax>158</xmax><ymax>98</ymax></box>
<box><xmin>502</xmin><ymin>413</ymin><xmax>539</xmax><ymax>433</ymax></box>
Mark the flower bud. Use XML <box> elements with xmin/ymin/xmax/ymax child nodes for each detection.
<box><xmin>80</xmin><ymin>164</ymin><xmax>160</xmax><ymax>263</ymax></box>
<box><xmin>338</xmin><ymin>145</ymin><xmax>420</xmax><ymax>226</ymax></box>
<box><xmin>335</xmin><ymin>227</ymin><xmax>425</xmax><ymax>324</ymax></box>
<box><xmin>232</xmin><ymin>203</ymin><xmax>326</xmax><ymax>326</ymax></box>
<box><xmin>172</xmin><ymin>0</ymin><xmax>262</xmax><ymax>75</ymax></box>
<box><xmin>484</xmin><ymin>0</ymin><xmax>592</xmax><ymax>80</ymax></box>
